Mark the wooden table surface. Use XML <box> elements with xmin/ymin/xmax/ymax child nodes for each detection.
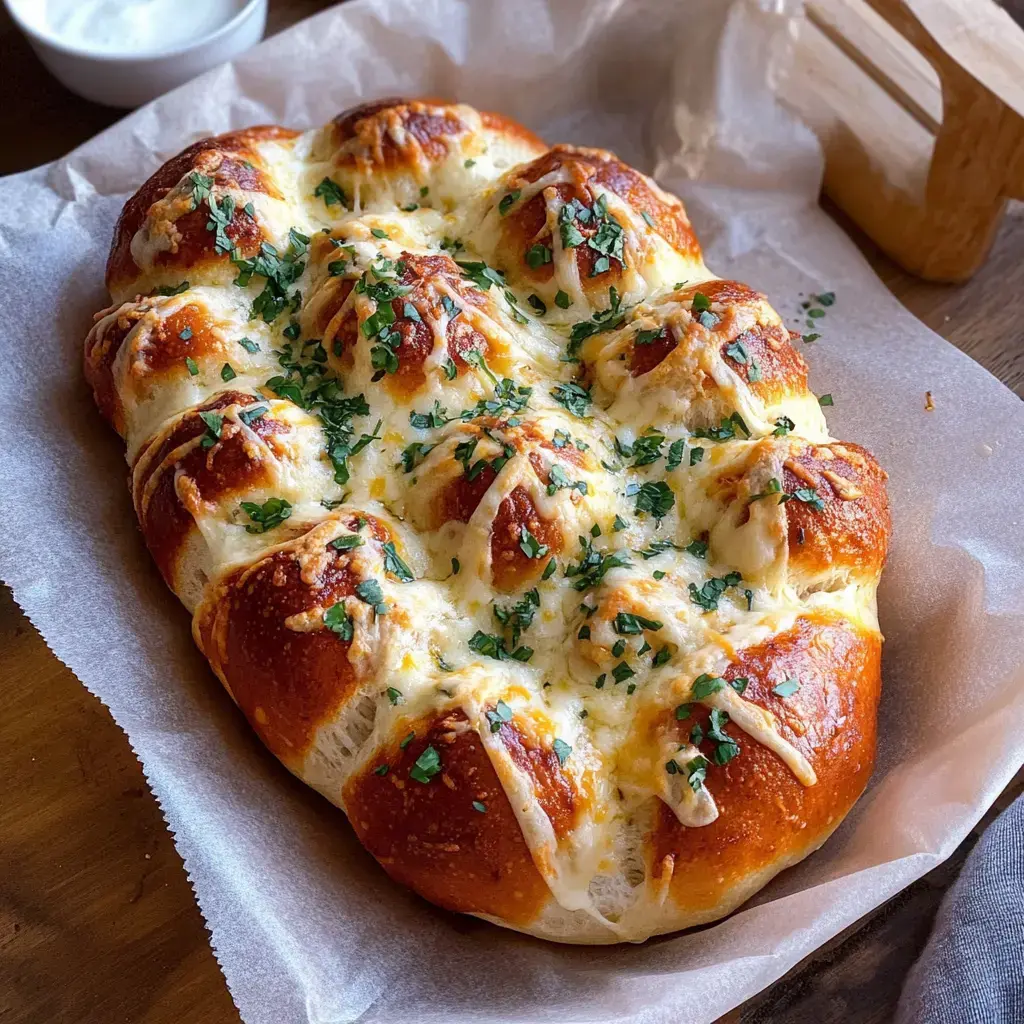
<box><xmin>2</xmin><ymin>3</ymin><xmax>1022</xmax><ymax>1023</ymax></box>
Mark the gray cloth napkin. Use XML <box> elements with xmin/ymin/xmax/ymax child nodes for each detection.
<box><xmin>897</xmin><ymin>794</ymin><xmax>1024</xmax><ymax>1023</ymax></box>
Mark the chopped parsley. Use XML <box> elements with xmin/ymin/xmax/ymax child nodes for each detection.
<box><xmin>409</xmin><ymin>377</ymin><xmax>531</xmax><ymax>428</ymax></box>
<box><xmin>237</xmin><ymin>405</ymin><xmax>266</xmax><ymax>427</ymax></box>
<box><xmin>633</xmin><ymin>480</ymin><xmax>675</xmax><ymax>520</ymax></box>
<box><xmin>685</xmin><ymin>538</ymin><xmax>708</xmax><ymax>559</ymax></box>
<box><xmin>204</xmin><ymin>193</ymin><xmax>237</xmax><ymax>255</ymax></box>
<box><xmin>382</xmin><ymin>542</ymin><xmax>414</xmax><ymax>582</ymax></box>
<box><xmin>772</xmin><ymin>678</ymin><xmax>801</xmax><ymax>698</ymax></box>
<box><xmin>329</xmin><ymin>534</ymin><xmax>363</xmax><ymax>551</ymax></box>
<box><xmin>155</xmin><ymin>280</ymin><xmax>190</xmax><ymax>296</ymax></box>
<box><xmin>557</xmin><ymin>194</ymin><xmax>626</xmax><ymax>276</ymax></box>
<box><xmin>455</xmin><ymin>259</ymin><xmax>528</xmax><ymax>321</ymax></box>
<box><xmin>688</xmin><ymin>572</ymin><xmax>742</xmax><ymax>612</ymax></box>
<box><xmin>519</xmin><ymin>527</ymin><xmax>549</xmax><ymax>560</ymax></box>
<box><xmin>323</xmin><ymin>602</ymin><xmax>353</xmax><ymax>641</ymax></box>
<box><xmin>618</xmin><ymin>430</ymin><xmax>665</xmax><ymax>467</ymax></box>
<box><xmin>613</xmin><ymin>612</ymin><xmax>663</xmax><ymax>635</ymax></box>
<box><xmin>486</xmin><ymin>699</ymin><xmax>514</xmax><ymax>733</ymax></box>
<box><xmin>400</xmin><ymin>441</ymin><xmax>436</xmax><ymax>472</ymax></box>
<box><xmin>724</xmin><ymin>339</ymin><xmax>761</xmax><ymax>382</ymax></box>
<box><xmin>552</xmin><ymin>738</ymin><xmax>572</xmax><ymax>766</ymax></box>
<box><xmin>564</xmin><ymin>534</ymin><xmax>630</xmax><ymax>591</ymax></box>
<box><xmin>691</xmin><ymin>673</ymin><xmax>725</xmax><ymax>699</ymax></box>
<box><xmin>499</xmin><ymin>190</ymin><xmax>522</xmax><ymax>215</ymax></box>
<box><xmin>666</xmin><ymin>439</ymin><xmax>686</xmax><ymax>471</ymax></box>
<box><xmin>468</xmin><ymin>630</ymin><xmax>533</xmax><ymax>663</ymax></box>
<box><xmin>494</xmin><ymin>589</ymin><xmax>540</xmax><ymax>649</ymax></box>
<box><xmin>409</xmin><ymin>745</ymin><xmax>441</xmax><ymax>783</ymax></box>
<box><xmin>612</xmin><ymin>662</ymin><xmax>635</xmax><ymax>683</ymax></box>
<box><xmin>786</xmin><ymin>486</ymin><xmax>826</xmax><ymax>511</ymax></box>
<box><xmin>526</xmin><ymin>243</ymin><xmax>553</xmax><ymax>268</ymax></box>
<box><xmin>550</xmin><ymin>381</ymin><xmax>591</xmax><ymax>417</ymax></box>
<box><xmin>240</xmin><ymin>497</ymin><xmax>292</xmax><ymax>534</ymax></box>
<box><xmin>313</xmin><ymin>177</ymin><xmax>347</xmax><ymax>207</ymax></box>
<box><xmin>749</xmin><ymin>478</ymin><xmax>783</xmax><ymax>503</ymax></box>
<box><xmin>566</xmin><ymin>286</ymin><xmax>625</xmax><ymax>358</ymax></box>
<box><xmin>188</xmin><ymin>171</ymin><xmax>213</xmax><ymax>209</ymax></box>
<box><xmin>707</xmin><ymin>708</ymin><xmax>740</xmax><ymax>765</ymax></box>
<box><xmin>547</xmin><ymin>464</ymin><xmax>588</xmax><ymax>497</ymax></box>
<box><xmin>232</xmin><ymin>233</ymin><xmax>307</xmax><ymax>325</ymax></box>
<box><xmin>196</xmin><ymin>410</ymin><xmax>222</xmax><ymax>447</ymax></box>
<box><xmin>685</xmin><ymin>755</ymin><xmax>709</xmax><ymax>791</ymax></box>
<box><xmin>355</xmin><ymin>579</ymin><xmax>388</xmax><ymax>615</ymax></box>
<box><xmin>692</xmin><ymin>412</ymin><xmax>749</xmax><ymax>442</ymax></box>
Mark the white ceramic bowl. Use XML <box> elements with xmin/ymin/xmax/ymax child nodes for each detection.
<box><xmin>2</xmin><ymin>0</ymin><xmax>268</xmax><ymax>108</ymax></box>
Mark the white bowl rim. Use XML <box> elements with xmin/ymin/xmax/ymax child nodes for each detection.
<box><xmin>1</xmin><ymin>0</ymin><xmax>266</xmax><ymax>64</ymax></box>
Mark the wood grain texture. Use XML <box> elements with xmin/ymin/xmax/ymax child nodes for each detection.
<box><xmin>785</xmin><ymin>0</ymin><xmax>1024</xmax><ymax>283</ymax></box>
<box><xmin>1</xmin><ymin>2</ymin><xmax>1022</xmax><ymax>1023</ymax></box>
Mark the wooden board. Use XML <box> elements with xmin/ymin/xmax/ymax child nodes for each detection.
<box><xmin>1</xmin><ymin>3</ymin><xmax>1023</xmax><ymax>1022</ymax></box>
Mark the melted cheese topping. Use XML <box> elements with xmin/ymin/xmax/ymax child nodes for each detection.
<box><xmin>93</xmin><ymin>103</ymin><xmax>885</xmax><ymax>940</ymax></box>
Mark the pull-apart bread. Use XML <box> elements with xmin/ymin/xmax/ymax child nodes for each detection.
<box><xmin>85</xmin><ymin>99</ymin><xmax>890</xmax><ymax>943</ymax></box>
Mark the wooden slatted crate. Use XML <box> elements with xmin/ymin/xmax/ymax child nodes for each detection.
<box><xmin>781</xmin><ymin>0</ymin><xmax>1024</xmax><ymax>282</ymax></box>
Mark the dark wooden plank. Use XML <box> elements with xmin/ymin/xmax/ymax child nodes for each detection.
<box><xmin>0</xmin><ymin>584</ymin><xmax>242</xmax><ymax>1024</ymax></box>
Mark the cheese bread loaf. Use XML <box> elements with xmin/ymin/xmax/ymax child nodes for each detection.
<box><xmin>84</xmin><ymin>99</ymin><xmax>890</xmax><ymax>943</ymax></box>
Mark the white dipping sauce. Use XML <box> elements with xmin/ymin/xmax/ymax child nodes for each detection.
<box><xmin>38</xmin><ymin>0</ymin><xmax>244</xmax><ymax>54</ymax></box>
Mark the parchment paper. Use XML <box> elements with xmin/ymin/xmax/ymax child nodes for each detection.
<box><xmin>1</xmin><ymin>1</ymin><xmax>1023</xmax><ymax>1022</ymax></box>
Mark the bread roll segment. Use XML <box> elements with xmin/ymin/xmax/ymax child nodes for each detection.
<box><xmin>84</xmin><ymin>98</ymin><xmax>890</xmax><ymax>943</ymax></box>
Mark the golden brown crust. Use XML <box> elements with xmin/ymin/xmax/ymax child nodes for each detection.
<box><xmin>332</xmin><ymin>98</ymin><xmax>469</xmax><ymax>169</ymax></box>
<box><xmin>497</xmin><ymin>717</ymin><xmax>579</xmax><ymax>839</ymax></box>
<box><xmin>106</xmin><ymin>125</ymin><xmax>298</xmax><ymax>294</ymax></box>
<box><xmin>83</xmin><ymin>303</ymin><xmax>144</xmax><ymax>433</ymax></box>
<box><xmin>651</xmin><ymin>615</ymin><xmax>881</xmax><ymax>914</ymax></box>
<box><xmin>84</xmin><ymin>297</ymin><xmax>237</xmax><ymax>439</ymax></box>
<box><xmin>343</xmin><ymin>709</ymin><xmax>553</xmax><ymax>924</ymax></box>
<box><xmin>131</xmin><ymin>392</ymin><xmax>286</xmax><ymax>588</ymax></box>
<box><xmin>628</xmin><ymin>280</ymin><xmax>810</xmax><ymax>402</ymax></box>
<box><xmin>194</xmin><ymin>513</ymin><xmax>392</xmax><ymax>766</ymax></box>
<box><xmin>316</xmin><ymin>252</ymin><xmax>498</xmax><ymax>400</ymax></box>
<box><xmin>328</xmin><ymin>98</ymin><xmax>545</xmax><ymax>178</ymax></box>
<box><xmin>784</xmin><ymin>441</ymin><xmax>891</xmax><ymax>580</ymax></box>
<box><xmin>489</xmin><ymin>485</ymin><xmax>563</xmax><ymax>592</ymax></box>
<box><xmin>498</xmin><ymin>145</ymin><xmax>700</xmax><ymax>294</ymax></box>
